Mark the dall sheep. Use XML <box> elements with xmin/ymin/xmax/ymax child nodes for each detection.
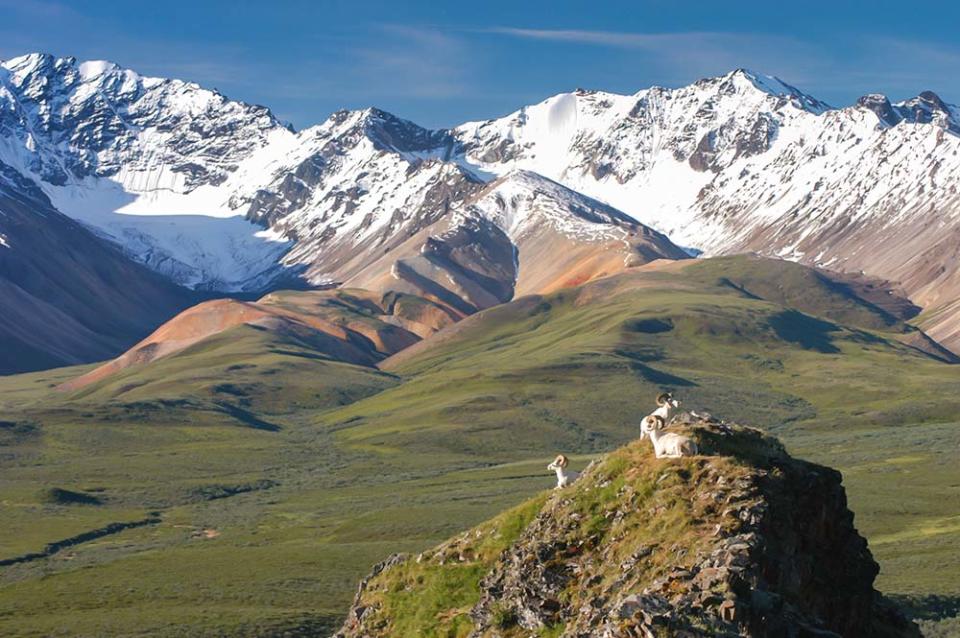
<box><xmin>547</xmin><ymin>454</ymin><xmax>579</xmax><ymax>489</ymax></box>
<box><xmin>640</xmin><ymin>415</ymin><xmax>698</xmax><ymax>459</ymax></box>
<box><xmin>648</xmin><ymin>392</ymin><xmax>681</xmax><ymax>426</ymax></box>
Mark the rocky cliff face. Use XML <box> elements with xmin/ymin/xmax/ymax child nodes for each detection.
<box><xmin>334</xmin><ymin>415</ymin><xmax>919</xmax><ymax>638</ymax></box>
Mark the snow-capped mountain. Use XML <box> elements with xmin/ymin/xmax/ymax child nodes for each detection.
<box><xmin>0</xmin><ymin>54</ymin><xmax>682</xmax><ymax>302</ymax></box>
<box><xmin>0</xmin><ymin>53</ymin><xmax>296</xmax><ymax>290</ymax></box>
<box><xmin>336</xmin><ymin>170</ymin><xmax>687</xmax><ymax>313</ymax></box>
<box><xmin>3</xmin><ymin>53</ymin><xmax>960</xmax><ymax>350</ymax></box>
<box><xmin>450</xmin><ymin>70</ymin><xmax>831</xmax><ymax>244</ymax></box>
<box><xmin>447</xmin><ymin>70</ymin><xmax>960</xmax><ymax>348</ymax></box>
<box><xmin>450</xmin><ymin>69</ymin><xmax>959</xmax><ymax>258</ymax></box>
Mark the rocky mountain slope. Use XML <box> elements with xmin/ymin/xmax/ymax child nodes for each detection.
<box><xmin>335</xmin><ymin>415</ymin><xmax>920</xmax><ymax>638</ymax></box>
<box><xmin>0</xmin><ymin>160</ymin><xmax>198</xmax><ymax>374</ymax></box>
<box><xmin>0</xmin><ymin>54</ymin><xmax>680</xmax><ymax>375</ymax></box>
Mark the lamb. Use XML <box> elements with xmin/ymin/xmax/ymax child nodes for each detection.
<box><xmin>547</xmin><ymin>454</ymin><xmax>579</xmax><ymax>489</ymax></box>
<box><xmin>640</xmin><ymin>415</ymin><xmax>698</xmax><ymax>459</ymax></box>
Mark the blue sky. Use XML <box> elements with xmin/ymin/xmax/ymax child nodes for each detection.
<box><xmin>2</xmin><ymin>0</ymin><xmax>959</xmax><ymax>129</ymax></box>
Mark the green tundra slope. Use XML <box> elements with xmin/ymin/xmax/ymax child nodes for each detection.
<box><xmin>0</xmin><ymin>255</ymin><xmax>957</xmax><ymax>636</ymax></box>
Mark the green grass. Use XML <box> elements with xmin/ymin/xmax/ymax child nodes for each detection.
<box><xmin>355</xmin><ymin>495</ymin><xmax>549</xmax><ymax>637</ymax></box>
<box><xmin>0</xmin><ymin>255</ymin><xmax>958</xmax><ymax>635</ymax></box>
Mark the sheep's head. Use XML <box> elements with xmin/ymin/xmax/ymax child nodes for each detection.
<box><xmin>640</xmin><ymin>415</ymin><xmax>665</xmax><ymax>438</ymax></box>
<box><xmin>657</xmin><ymin>392</ymin><xmax>680</xmax><ymax>408</ymax></box>
<box><xmin>548</xmin><ymin>454</ymin><xmax>568</xmax><ymax>471</ymax></box>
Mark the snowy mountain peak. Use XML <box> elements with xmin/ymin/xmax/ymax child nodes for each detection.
<box><xmin>0</xmin><ymin>52</ymin><xmax>287</xmax><ymax>191</ymax></box>
<box><xmin>349</xmin><ymin>107</ymin><xmax>455</xmax><ymax>154</ymax></box>
<box><xmin>464</xmin><ymin>169</ymin><xmax>638</xmax><ymax>240</ymax></box>
<box><xmin>702</xmin><ymin>68</ymin><xmax>832</xmax><ymax>114</ymax></box>
<box><xmin>301</xmin><ymin>107</ymin><xmax>454</xmax><ymax>159</ymax></box>
<box><xmin>1</xmin><ymin>53</ymin><xmax>138</xmax><ymax>88</ymax></box>
<box><xmin>0</xmin><ymin>52</ymin><xmax>61</xmax><ymax>80</ymax></box>
<box><xmin>76</xmin><ymin>59</ymin><xmax>122</xmax><ymax>80</ymax></box>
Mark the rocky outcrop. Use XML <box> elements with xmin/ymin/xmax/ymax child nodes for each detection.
<box><xmin>334</xmin><ymin>415</ymin><xmax>920</xmax><ymax>638</ymax></box>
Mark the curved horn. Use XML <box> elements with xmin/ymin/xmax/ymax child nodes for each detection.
<box><xmin>656</xmin><ymin>392</ymin><xmax>672</xmax><ymax>407</ymax></box>
<box><xmin>651</xmin><ymin>415</ymin><xmax>666</xmax><ymax>430</ymax></box>
<box><xmin>556</xmin><ymin>454</ymin><xmax>569</xmax><ymax>468</ymax></box>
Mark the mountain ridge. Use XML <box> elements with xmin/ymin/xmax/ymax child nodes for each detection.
<box><xmin>3</xmin><ymin>51</ymin><xmax>960</xmax><ymax>361</ymax></box>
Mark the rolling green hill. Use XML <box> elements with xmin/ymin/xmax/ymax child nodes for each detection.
<box><xmin>0</xmin><ymin>256</ymin><xmax>957</xmax><ymax>636</ymax></box>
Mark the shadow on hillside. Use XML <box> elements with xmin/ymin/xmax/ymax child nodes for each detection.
<box><xmin>213</xmin><ymin>402</ymin><xmax>281</xmax><ymax>431</ymax></box>
<box><xmin>613</xmin><ymin>347</ymin><xmax>697</xmax><ymax>387</ymax></box>
<box><xmin>768</xmin><ymin>311</ymin><xmax>840</xmax><ymax>354</ymax></box>
<box><xmin>629</xmin><ymin>361</ymin><xmax>697</xmax><ymax>387</ymax></box>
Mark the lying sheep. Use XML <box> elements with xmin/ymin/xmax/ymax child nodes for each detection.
<box><xmin>640</xmin><ymin>414</ymin><xmax>698</xmax><ymax>459</ymax></box>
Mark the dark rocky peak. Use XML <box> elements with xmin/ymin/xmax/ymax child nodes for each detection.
<box><xmin>317</xmin><ymin>107</ymin><xmax>454</xmax><ymax>156</ymax></box>
<box><xmin>895</xmin><ymin>91</ymin><xmax>960</xmax><ymax>133</ymax></box>
<box><xmin>859</xmin><ymin>89</ymin><xmax>960</xmax><ymax>133</ymax></box>
<box><xmin>858</xmin><ymin>93</ymin><xmax>903</xmax><ymax>127</ymax></box>
<box><xmin>358</xmin><ymin>107</ymin><xmax>454</xmax><ymax>155</ymax></box>
<box><xmin>917</xmin><ymin>90</ymin><xmax>949</xmax><ymax>111</ymax></box>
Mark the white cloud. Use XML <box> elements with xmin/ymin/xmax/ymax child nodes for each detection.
<box><xmin>345</xmin><ymin>25</ymin><xmax>472</xmax><ymax>99</ymax></box>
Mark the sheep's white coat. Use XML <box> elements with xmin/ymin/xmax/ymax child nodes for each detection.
<box><xmin>547</xmin><ymin>455</ymin><xmax>579</xmax><ymax>489</ymax></box>
<box><xmin>641</xmin><ymin>415</ymin><xmax>698</xmax><ymax>459</ymax></box>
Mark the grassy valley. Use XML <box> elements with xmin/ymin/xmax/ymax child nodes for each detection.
<box><xmin>0</xmin><ymin>256</ymin><xmax>958</xmax><ymax>636</ymax></box>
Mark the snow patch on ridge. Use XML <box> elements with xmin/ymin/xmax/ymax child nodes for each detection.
<box><xmin>461</xmin><ymin>170</ymin><xmax>635</xmax><ymax>243</ymax></box>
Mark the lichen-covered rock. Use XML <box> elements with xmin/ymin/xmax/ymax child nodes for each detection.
<box><xmin>334</xmin><ymin>415</ymin><xmax>920</xmax><ymax>638</ymax></box>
